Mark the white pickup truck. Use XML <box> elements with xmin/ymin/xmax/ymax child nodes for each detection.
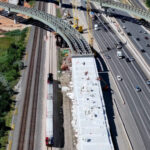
<box><xmin>117</xmin><ymin>51</ymin><xmax>123</xmax><ymax>59</ymax></box>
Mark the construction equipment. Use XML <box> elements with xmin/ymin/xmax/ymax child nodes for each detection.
<box><xmin>72</xmin><ymin>0</ymin><xmax>83</xmax><ymax>33</ymax></box>
<box><xmin>64</xmin><ymin>10</ymin><xmax>71</xmax><ymax>19</ymax></box>
<box><xmin>86</xmin><ymin>0</ymin><xmax>94</xmax><ymax>47</ymax></box>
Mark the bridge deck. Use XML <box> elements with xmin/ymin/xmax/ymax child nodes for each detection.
<box><xmin>72</xmin><ymin>56</ymin><xmax>114</xmax><ymax>150</ymax></box>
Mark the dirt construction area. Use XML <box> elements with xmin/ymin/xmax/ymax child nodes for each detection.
<box><xmin>0</xmin><ymin>0</ymin><xmax>30</xmax><ymax>33</ymax></box>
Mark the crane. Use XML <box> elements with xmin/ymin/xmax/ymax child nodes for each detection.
<box><xmin>86</xmin><ymin>0</ymin><xmax>93</xmax><ymax>47</ymax></box>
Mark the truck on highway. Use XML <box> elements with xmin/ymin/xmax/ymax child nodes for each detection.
<box><xmin>117</xmin><ymin>51</ymin><xmax>123</xmax><ymax>59</ymax></box>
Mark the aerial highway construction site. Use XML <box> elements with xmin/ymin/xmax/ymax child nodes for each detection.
<box><xmin>0</xmin><ymin>0</ymin><xmax>150</xmax><ymax>150</ymax></box>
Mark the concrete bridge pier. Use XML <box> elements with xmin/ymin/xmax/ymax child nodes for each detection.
<box><xmin>14</xmin><ymin>14</ymin><xmax>17</xmax><ymax>24</ymax></box>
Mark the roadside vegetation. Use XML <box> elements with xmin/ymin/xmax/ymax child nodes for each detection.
<box><xmin>146</xmin><ymin>0</ymin><xmax>150</xmax><ymax>7</ymax></box>
<box><xmin>26</xmin><ymin>0</ymin><xmax>36</xmax><ymax>7</ymax></box>
<box><xmin>56</xmin><ymin>8</ymin><xmax>62</xmax><ymax>18</ymax></box>
<box><xmin>0</xmin><ymin>28</ymin><xmax>29</xmax><ymax>150</ymax></box>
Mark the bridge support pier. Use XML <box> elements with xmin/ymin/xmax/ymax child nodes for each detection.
<box><xmin>13</xmin><ymin>14</ymin><xmax>17</xmax><ymax>24</ymax></box>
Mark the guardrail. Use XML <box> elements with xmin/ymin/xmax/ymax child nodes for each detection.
<box><xmin>0</xmin><ymin>2</ymin><xmax>92</xmax><ymax>55</ymax></box>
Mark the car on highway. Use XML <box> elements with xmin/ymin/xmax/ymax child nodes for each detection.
<box><xmin>135</xmin><ymin>86</ymin><xmax>141</xmax><ymax>92</ymax></box>
<box><xmin>122</xmin><ymin>26</ymin><xmax>126</xmax><ymax>29</ymax></box>
<box><xmin>146</xmin><ymin>44</ymin><xmax>150</xmax><ymax>47</ymax></box>
<box><xmin>117</xmin><ymin>75</ymin><xmax>122</xmax><ymax>81</ymax></box>
<box><xmin>140</xmin><ymin>49</ymin><xmax>145</xmax><ymax>53</ymax></box>
<box><xmin>126</xmin><ymin>58</ymin><xmax>130</xmax><ymax>62</ymax></box>
<box><xmin>145</xmin><ymin>36</ymin><xmax>149</xmax><ymax>40</ymax></box>
<box><xmin>146</xmin><ymin>80</ymin><xmax>150</xmax><ymax>85</ymax></box>
<box><xmin>130</xmin><ymin>57</ymin><xmax>135</xmax><ymax>61</ymax></box>
<box><xmin>105</xmin><ymin>55</ymin><xmax>111</xmax><ymax>59</ymax></box>
<box><xmin>94</xmin><ymin>24</ymin><xmax>99</xmax><ymax>30</ymax></box>
<box><xmin>127</xmin><ymin>32</ymin><xmax>132</xmax><ymax>36</ymax></box>
<box><xmin>107</xmin><ymin>47</ymin><xmax>111</xmax><ymax>51</ymax></box>
<box><xmin>116</xmin><ymin>44</ymin><xmax>122</xmax><ymax>49</ymax></box>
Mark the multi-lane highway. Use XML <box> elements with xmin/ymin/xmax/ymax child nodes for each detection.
<box><xmin>130</xmin><ymin>0</ymin><xmax>145</xmax><ymax>9</ymax></box>
<box><xmin>106</xmin><ymin>0</ymin><xmax>150</xmax><ymax>67</ymax></box>
<box><xmin>109</xmin><ymin>9</ymin><xmax>150</xmax><ymax>65</ymax></box>
<box><xmin>85</xmin><ymin>2</ymin><xmax>150</xmax><ymax>150</ymax></box>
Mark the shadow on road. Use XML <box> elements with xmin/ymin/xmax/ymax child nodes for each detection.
<box><xmin>93</xmin><ymin>49</ymin><xmax>119</xmax><ymax>150</ymax></box>
<box><xmin>53</xmin><ymin>80</ymin><xmax>64</xmax><ymax>148</ymax></box>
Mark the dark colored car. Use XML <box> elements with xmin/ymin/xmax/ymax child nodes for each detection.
<box><xmin>136</xmin><ymin>38</ymin><xmax>140</xmax><ymax>41</ymax></box>
<box><xmin>127</xmin><ymin>32</ymin><xmax>132</xmax><ymax>36</ymax></box>
<box><xmin>140</xmin><ymin>49</ymin><xmax>145</xmax><ymax>53</ymax></box>
<box><xmin>107</xmin><ymin>47</ymin><xmax>111</xmax><ymax>51</ymax></box>
<box><xmin>146</xmin><ymin>44</ymin><xmax>150</xmax><ymax>47</ymax></box>
<box><xmin>126</xmin><ymin>58</ymin><xmax>130</xmax><ymax>62</ymax></box>
<box><xmin>105</xmin><ymin>55</ymin><xmax>111</xmax><ymax>59</ymax></box>
<box><xmin>145</xmin><ymin>36</ymin><xmax>149</xmax><ymax>40</ymax></box>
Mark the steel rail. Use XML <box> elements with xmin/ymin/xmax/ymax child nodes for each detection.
<box><xmin>17</xmin><ymin>3</ymin><xmax>43</xmax><ymax>150</ymax></box>
<box><xmin>28</xmin><ymin>27</ymin><xmax>43</xmax><ymax>150</ymax></box>
<box><xmin>17</xmin><ymin>26</ymin><xmax>39</xmax><ymax>150</ymax></box>
<box><xmin>28</xmin><ymin>2</ymin><xmax>45</xmax><ymax>149</ymax></box>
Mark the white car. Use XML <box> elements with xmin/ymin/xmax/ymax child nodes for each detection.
<box><xmin>122</xmin><ymin>26</ymin><xmax>126</xmax><ymax>29</ymax></box>
<box><xmin>94</xmin><ymin>24</ymin><xmax>99</xmax><ymax>30</ymax></box>
<box><xmin>116</xmin><ymin>44</ymin><xmax>122</xmax><ymax>49</ymax></box>
<box><xmin>117</xmin><ymin>75</ymin><xmax>122</xmax><ymax>81</ymax></box>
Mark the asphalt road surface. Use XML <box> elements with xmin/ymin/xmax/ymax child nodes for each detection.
<box><xmin>85</xmin><ymin>2</ymin><xmax>150</xmax><ymax>150</ymax></box>
<box><xmin>107</xmin><ymin>8</ymin><xmax>150</xmax><ymax>66</ymax></box>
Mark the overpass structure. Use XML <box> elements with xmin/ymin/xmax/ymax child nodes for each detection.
<box><xmin>0</xmin><ymin>1</ymin><xmax>92</xmax><ymax>55</ymax></box>
<box><xmin>0</xmin><ymin>0</ymin><xmax>150</xmax><ymax>54</ymax></box>
<box><xmin>0</xmin><ymin>1</ymin><xmax>149</xmax><ymax>150</ymax></box>
<box><xmin>92</xmin><ymin>0</ymin><xmax>150</xmax><ymax>21</ymax></box>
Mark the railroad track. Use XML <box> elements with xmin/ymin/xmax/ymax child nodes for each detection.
<box><xmin>49</xmin><ymin>33</ymin><xmax>54</xmax><ymax>73</ymax></box>
<box><xmin>17</xmin><ymin>2</ymin><xmax>46</xmax><ymax>150</ymax></box>
<box><xmin>49</xmin><ymin>4</ymin><xmax>54</xmax><ymax>73</ymax></box>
